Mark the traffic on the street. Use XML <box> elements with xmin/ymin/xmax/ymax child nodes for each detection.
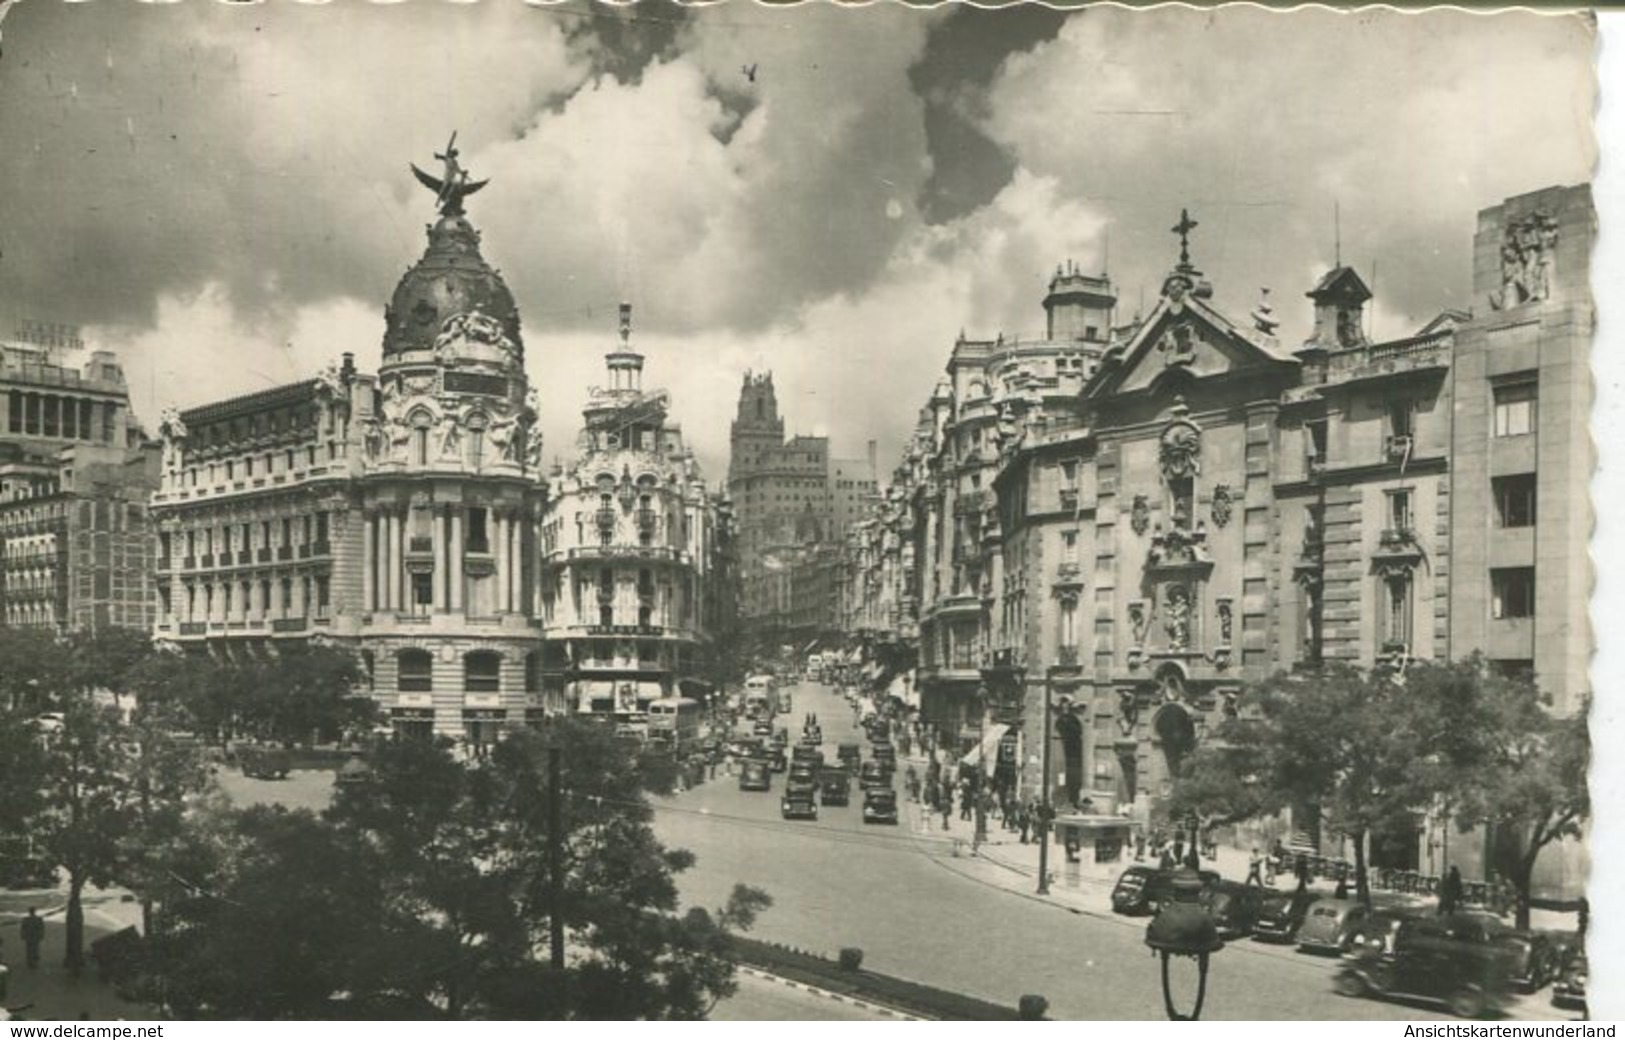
<box><xmin>640</xmin><ymin>664</ymin><xmax>1585</xmax><ymax>1022</ymax></box>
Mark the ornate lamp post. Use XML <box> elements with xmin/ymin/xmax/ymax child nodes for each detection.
<box><xmin>1144</xmin><ymin>866</ymin><xmax>1224</xmax><ymax>1020</ymax></box>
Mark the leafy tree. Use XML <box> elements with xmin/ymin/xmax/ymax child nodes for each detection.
<box><xmin>146</xmin><ymin>719</ymin><xmax>770</xmax><ymax>1019</ymax></box>
<box><xmin>1161</xmin><ymin>740</ymin><xmax>1276</xmax><ymax>847</ymax></box>
<box><xmin>128</xmin><ymin>652</ymin><xmax>240</xmax><ymax>747</ymax></box>
<box><xmin>1404</xmin><ymin>657</ymin><xmax>1590</xmax><ymax>928</ymax></box>
<box><xmin>1227</xmin><ymin>664</ymin><xmax>1426</xmax><ymax>907</ymax></box>
<box><xmin>239</xmin><ymin>644</ymin><xmax>373</xmax><ymax>746</ymax></box>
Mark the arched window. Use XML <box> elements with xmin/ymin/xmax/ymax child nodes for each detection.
<box><xmin>465</xmin><ymin>650</ymin><xmax>501</xmax><ymax>692</ymax></box>
<box><xmin>410</xmin><ymin>411</ymin><xmax>433</xmax><ymax>466</ymax></box>
<box><xmin>398</xmin><ymin>649</ymin><xmax>433</xmax><ymax>692</ymax></box>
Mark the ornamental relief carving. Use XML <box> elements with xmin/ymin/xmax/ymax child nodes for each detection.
<box><xmin>1158</xmin><ymin>421</ymin><xmax>1202</xmax><ymax>483</ymax></box>
<box><xmin>1210</xmin><ymin>484</ymin><xmax>1234</xmax><ymax>528</ymax></box>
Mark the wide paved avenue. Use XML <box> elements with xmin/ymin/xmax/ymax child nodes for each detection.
<box><xmin>650</xmin><ymin>678</ymin><xmax>1452</xmax><ymax>1021</ymax></box>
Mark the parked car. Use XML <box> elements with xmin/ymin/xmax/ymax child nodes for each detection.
<box><xmin>1253</xmin><ymin>890</ymin><xmax>1321</xmax><ymax>943</ymax></box>
<box><xmin>239</xmin><ymin>744</ymin><xmax>292</xmax><ymax>780</ymax></box>
<box><xmin>767</xmin><ymin>747</ymin><xmax>788</xmax><ymax>773</ymax></box>
<box><xmin>1450</xmin><ymin>911</ymin><xmax>1559</xmax><ymax>993</ymax></box>
<box><xmin>1551</xmin><ymin>952</ymin><xmax>1587</xmax><ymax>1014</ymax></box>
<box><xmin>1202</xmin><ymin>881</ymin><xmax>1267</xmax><ymax>939</ymax></box>
<box><xmin>788</xmin><ymin>763</ymin><xmax>818</xmax><ymax>788</ymax></box>
<box><xmin>752</xmin><ymin>720</ymin><xmax>774</xmax><ymax>738</ymax></box>
<box><xmin>1297</xmin><ymin>898</ymin><xmax>1375</xmax><ymax>955</ymax></box>
<box><xmin>1346</xmin><ymin>908</ymin><xmax>1422</xmax><ymax>956</ymax></box>
<box><xmin>782</xmin><ymin>785</ymin><xmax>818</xmax><ymax>821</ymax></box>
<box><xmin>1334</xmin><ymin>913</ymin><xmax>1515</xmax><ymax>1018</ymax></box>
<box><xmin>1111</xmin><ymin>866</ymin><xmax>1220</xmax><ymax>917</ymax></box>
<box><xmin>819</xmin><ymin>766</ymin><xmax>851</xmax><ymax>807</ymax></box>
<box><xmin>862</xmin><ymin>788</ymin><xmax>899</xmax><ymax>825</ymax></box>
<box><xmin>1111</xmin><ymin>866</ymin><xmax>1161</xmax><ymax>916</ymax></box>
<box><xmin>739</xmin><ymin>758</ymin><xmax>772</xmax><ymax>792</ymax></box>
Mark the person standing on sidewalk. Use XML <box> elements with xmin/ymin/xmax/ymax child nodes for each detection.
<box><xmin>20</xmin><ymin>909</ymin><xmax>44</xmax><ymax>969</ymax></box>
<box><xmin>1246</xmin><ymin>848</ymin><xmax>1265</xmax><ymax>887</ymax></box>
<box><xmin>1017</xmin><ymin>802</ymin><xmax>1031</xmax><ymax>844</ymax></box>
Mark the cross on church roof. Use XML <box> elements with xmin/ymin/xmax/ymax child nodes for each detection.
<box><xmin>1171</xmin><ymin>208</ymin><xmax>1199</xmax><ymax>267</ymax></box>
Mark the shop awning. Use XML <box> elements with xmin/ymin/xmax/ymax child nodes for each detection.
<box><xmin>960</xmin><ymin>723</ymin><xmax>1012</xmax><ymax>778</ymax></box>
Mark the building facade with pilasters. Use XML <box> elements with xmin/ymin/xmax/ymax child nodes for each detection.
<box><xmin>152</xmin><ymin>171</ymin><xmax>549</xmax><ymax>744</ymax></box>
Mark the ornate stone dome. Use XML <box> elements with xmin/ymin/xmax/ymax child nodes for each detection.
<box><xmin>382</xmin><ymin>214</ymin><xmax>523</xmax><ymax>359</ymax></box>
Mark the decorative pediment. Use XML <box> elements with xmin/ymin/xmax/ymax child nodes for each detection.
<box><xmin>1084</xmin><ymin>296</ymin><xmax>1298</xmax><ymax>401</ymax></box>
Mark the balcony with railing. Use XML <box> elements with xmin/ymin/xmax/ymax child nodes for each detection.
<box><xmin>1325</xmin><ymin>329</ymin><xmax>1451</xmax><ymax>386</ymax></box>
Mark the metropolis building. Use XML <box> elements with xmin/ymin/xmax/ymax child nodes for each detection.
<box><xmin>151</xmin><ymin>152</ymin><xmax>550</xmax><ymax>742</ymax></box>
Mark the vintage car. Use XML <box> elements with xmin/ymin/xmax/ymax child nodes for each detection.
<box><xmin>1334</xmin><ymin>913</ymin><xmax>1515</xmax><ymax>1018</ymax></box>
<box><xmin>1297</xmin><ymin>898</ymin><xmax>1376</xmax><ymax>955</ymax></box>
<box><xmin>862</xmin><ymin>788</ymin><xmax>899</xmax><ymax>825</ymax></box>
<box><xmin>780</xmin><ymin>786</ymin><xmax>819</xmax><ymax>819</ymax></box>
<box><xmin>1551</xmin><ymin>951</ymin><xmax>1587</xmax><ymax>1014</ymax></box>
<box><xmin>819</xmin><ymin>766</ymin><xmax>851</xmax><ymax>807</ymax></box>
<box><xmin>1451</xmin><ymin>911</ymin><xmax>1559</xmax><ymax>993</ymax></box>
<box><xmin>767</xmin><ymin>747</ymin><xmax>788</xmax><ymax>773</ymax></box>
<box><xmin>752</xmin><ymin>719</ymin><xmax>774</xmax><ymax>739</ymax></box>
<box><xmin>239</xmin><ymin>744</ymin><xmax>292</xmax><ymax>780</ymax></box>
<box><xmin>1111</xmin><ymin>866</ymin><xmax>1220</xmax><ymax>917</ymax></box>
<box><xmin>870</xmin><ymin>742</ymin><xmax>897</xmax><ymax>774</ymax></box>
<box><xmin>858</xmin><ymin>759</ymin><xmax>890</xmax><ymax>790</ymax></box>
<box><xmin>837</xmin><ymin>743</ymin><xmax>863</xmax><ymax>770</ymax></box>
<box><xmin>788</xmin><ymin>762</ymin><xmax>819</xmax><ymax>789</ymax></box>
<box><xmin>1252</xmin><ymin>890</ymin><xmax>1321</xmax><ymax>943</ymax></box>
<box><xmin>1346</xmin><ymin>908</ymin><xmax>1422</xmax><ymax>956</ymax></box>
<box><xmin>1202</xmin><ymin>881</ymin><xmax>1268</xmax><ymax>939</ymax></box>
<box><xmin>738</xmin><ymin>758</ymin><xmax>772</xmax><ymax>792</ymax></box>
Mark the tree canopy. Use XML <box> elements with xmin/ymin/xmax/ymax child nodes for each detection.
<box><xmin>143</xmin><ymin>720</ymin><xmax>770</xmax><ymax>1019</ymax></box>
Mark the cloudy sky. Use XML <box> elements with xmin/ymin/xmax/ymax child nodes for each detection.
<box><xmin>0</xmin><ymin>2</ymin><xmax>1594</xmax><ymax>480</ymax></box>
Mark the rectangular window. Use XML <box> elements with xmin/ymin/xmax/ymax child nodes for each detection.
<box><xmin>1494</xmin><ymin>381</ymin><xmax>1537</xmax><ymax>437</ymax></box>
<box><xmin>1306</xmin><ymin>419</ymin><xmax>1328</xmax><ymax>467</ymax></box>
<box><xmin>1386</xmin><ymin>489</ymin><xmax>1412</xmax><ymax>531</ymax></box>
<box><xmin>468</xmin><ymin>507</ymin><xmax>489</xmax><ymax>553</ymax></box>
<box><xmin>1493</xmin><ymin>474</ymin><xmax>1537</xmax><ymax>528</ymax></box>
<box><xmin>411</xmin><ymin>572</ymin><xmax>432</xmax><ymax>609</ymax></box>
<box><xmin>1387</xmin><ymin>399</ymin><xmax>1414</xmax><ymax>440</ymax></box>
<box><xmin>1490</xmin><ymin>567</ymin><xmax>1536</xmax><ymax>619</ymax></box>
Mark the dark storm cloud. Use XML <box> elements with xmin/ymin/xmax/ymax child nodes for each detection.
<box><xmin>909</xmin><ymin>4</ymin><xmax>1067</xmax><ymax>225</ymax></box>
<box><xmin>0</xmin><ymin>1</ymin><xmax>588</xmax><ymax>334</ymax></box>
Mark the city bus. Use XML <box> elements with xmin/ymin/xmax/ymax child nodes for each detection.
<box><xmin>744</xmin><ymin>674</ymin><xmax>775</xmax><ymax>720</ymax></box>
<box><xmin>647</xmin><ymin>697</ymin><xmax>704</xmax><ymax>752</ymax></box>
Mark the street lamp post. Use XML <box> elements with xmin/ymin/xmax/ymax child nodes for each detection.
<box><xmin>1034</xmin><ymin>667</ymin><xmax>1054</xmax><ymax>896</ymax></box>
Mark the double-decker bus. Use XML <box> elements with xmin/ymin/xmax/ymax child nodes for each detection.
<box><xmin>744</xmin><ymin>674</ymin><xmax>776</xmax><ymax>720</ymax></box>
<box><xmin>647</xmin><ymin>697</ymin><xmax>704</xmax><ymax>752</ymax></box>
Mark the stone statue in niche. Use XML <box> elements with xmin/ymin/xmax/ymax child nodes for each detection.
<box><xmin>1117</xmin><ymin>689</ymin><xmax>1139</xmax><ymax>737</ymax></box>
<box><xmin>362</xmin><ymin>416</ymin><xmax>385</xmax><ymax>461</ymax></box>
<box><xmin>487</xmin><ymin>413</ymin><xmax>521</xmax><ymax>462</ymax></box>
<box><xmin>1130</xmin><ymin>494</ymin><xmax>1151</xmax><ymax>536</ymax></box>
<box><xmin>1216</xmin><ymin>598</ymin><xmax>1234</xmax><ymax>645</ymax></box>
<box><xmin>1163</xmin><ymin>584</ymin><xmax>1191</xmax><ymax>650</ymax></box>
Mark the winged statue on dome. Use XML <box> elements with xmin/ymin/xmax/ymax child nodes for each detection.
<box><xmin>410</xmin><ymin>132</ymin><xmax>489</xmax><ymax>217</ymax></box>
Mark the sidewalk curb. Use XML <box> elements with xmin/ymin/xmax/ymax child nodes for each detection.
<box><xmin>736</xmin><ymin>965</ymin><xmax>927</xmax><ymax>1021</ymax></box>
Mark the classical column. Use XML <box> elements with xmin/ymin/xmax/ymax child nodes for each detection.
<box><xmin>495</xmin><ymin>512</ymin><xmax>511</xmax><ymax>614</ymax></box>
<box><xmin>294</xmin><ymin>571</ymin><xmax>307</xmax><ymax>618</ymax></box>
<box><xmin>450</xmin><ymin>509</ymin><xmax>464</xmax><ymax>612</ymax></box>
<box><xmin>508</xmin><ymin>515</ymin><xmax>521</xmax><ymax>614</ymax></box>
<box><xmin>432</xmin><ymin>506</ymin><xmax>447</xmax><ymax>612</ymax></box>
<box><xmin>381</xmin><ymin>512</ymin><xmax>394</xmax><ymax>613</ymax></box>
<box><xmin>389</xmin><ymin>511</ymin><xmax>404</xmax><ymax>612</ymax></box>
<box><xmin>362</xmin><ymin>512</ymin><xmax>375</xmax><ymax>612</ymax></box>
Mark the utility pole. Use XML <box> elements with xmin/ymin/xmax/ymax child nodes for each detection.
<box><xmin>1037</xmin><ymin>668</ymin><xmax>1052</xmax><ymax>896</ymax></box>
<box><xmin>548</xmin><ymin>743</ymin><xmax>565</xmax><ymax>971</ymax></box>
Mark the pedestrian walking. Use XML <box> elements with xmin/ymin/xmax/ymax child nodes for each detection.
<box><xmin>1159</xmin><ymin>845</ymin><xmax>1177</xmax><ymax>871</ymax></box>
<box><xmin>940</xmin><ymin>791</ymin><xmax>952</xmax><ymax>831</ymax></box>
<box><xmin>1246</xmin><ymin>848</ymin><xmax>1265</xmax><ymax>887</ymax></box>
<box><xmin>1172</xmin><ymin>835</ymin><xmax>1185</xmax><ymax>864</ymax></box>
<box><xmin>1295</xmin><ymin>853</ymin><xmax>1311</xmax><ymax>893</ymax></box>
<box><xmin>1438</xmin><ymin>865</ymin><xmax>1464</xmax><ymax>915</ymax></box>
<box><xmin>21</xmin><ymin>908</ymin><xmax>44</xmax><ymax>969</ymax></box>
<box><xmin>1017</xmin><ymin>803</ymin><xmax>1031</xmax><ymax>844</ymax></box>
<box><xmin>959</xmin><ymin>781</ymin><xmax>974</xmax><ymax>822</ymax></box>
<box><xmin>1334</xmin><ymin>876</ymin><xmax>1350</xmax><ymax>900</ymax></box>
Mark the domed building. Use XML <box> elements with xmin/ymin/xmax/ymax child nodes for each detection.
<box><xmin>151</xmin><ymin>144</ymin><xmax>552</xmax><ymax>746</ymax></box>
